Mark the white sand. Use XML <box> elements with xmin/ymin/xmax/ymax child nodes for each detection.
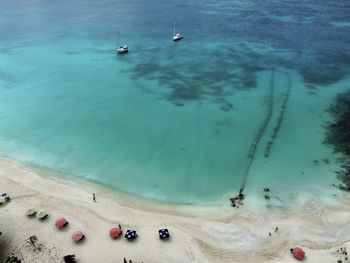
<box><xmin>0</xmin><ymin>157</ymin><xmax>349</xmax><ymax>262</ymax></box>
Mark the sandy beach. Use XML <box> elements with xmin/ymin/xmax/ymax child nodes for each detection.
<box><xmin>0</xmin><ymin>158</ymin><xmax>349</xmax><ymax>262</ymax></box>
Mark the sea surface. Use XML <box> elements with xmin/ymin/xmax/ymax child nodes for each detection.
<box><xmin>0</xmin><ymin>0</ymin><xmax>349</xmax><ymax>206</ymax></box>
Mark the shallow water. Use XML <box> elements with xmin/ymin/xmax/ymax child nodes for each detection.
<box><xmin>0</xmin><ymin>0</ymin><xmax>349</xmax><ymax>205</ymax></box>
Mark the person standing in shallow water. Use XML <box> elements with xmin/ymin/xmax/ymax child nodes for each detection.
<box><xmin>93</xmin><ymin>193</ymin><xmax>96</xmax><ymax>202</ymax></box>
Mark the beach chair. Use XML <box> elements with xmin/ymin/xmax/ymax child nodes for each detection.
<box><xmin>36</xmin><ymin>211</ymin><xmax>48</xmax><ymax>220</ymax></box>
<box><xmin>25</xmin><ymin>208</ymin><xmax>37</xmax><ymax>217</ymax></box>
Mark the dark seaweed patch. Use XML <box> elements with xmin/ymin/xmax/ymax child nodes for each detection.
<box><xmin>325</xmin><ymin>89</ymin><xmax>350</xmax><ymax>189</ymax></box>
<box><xmin>128</xmin><ymin>44</ymin><xmax>268</xmax><ymax>109</ymax></box>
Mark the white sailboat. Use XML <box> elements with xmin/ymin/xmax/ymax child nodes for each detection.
<box><xmin>116</xmin><ymin>32</ymin><xmax>128</xmax><ymax>54</ymax></box>
<box><xmin>172</xmin><ymin>19</ymin><xmax>183</xmax><ymax>41</ymax></box>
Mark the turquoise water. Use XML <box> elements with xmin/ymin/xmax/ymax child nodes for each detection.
<box><xmin>0</xmin><ymin>0</ymin><xmax>349</xmax><ymax>205</ymax></box>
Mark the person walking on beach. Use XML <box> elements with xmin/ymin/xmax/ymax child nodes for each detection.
<box><xmin>93</xmin><ymin>193</ymin><xmax>96</xmax><ymax>203</ymax></box>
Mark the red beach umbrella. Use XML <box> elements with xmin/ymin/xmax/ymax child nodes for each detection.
<box><xmin>55</xmin><ymin>218</ymin><xmax>68</xmax><ymax>229</ymax></box>
<box><xmin>290</xmin><ymin>247</ymin><xmax>305</xmax><ymax>260</ymax></box>
<box><xmin>72</xmin><ymin>231</ymin><xmax>85</xmax><ymax>242</ymax></box>
<box><xmin>109</xmin><ymin>227</ymin><xmax>122</xmax><ymax>238</ymax></box>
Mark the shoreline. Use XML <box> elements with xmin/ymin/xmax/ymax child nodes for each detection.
<box><xmin>1</xmin><ymin>157</ymin><xmax>350</xmax><ymax>262</ymax></box>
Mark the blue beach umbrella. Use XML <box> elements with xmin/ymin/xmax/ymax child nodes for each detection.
<box><xmin>158</xmin><ymin>229</ymin><xmax>170</xmax><ymax>239</ymax></box>
<box><xmin>124</xmin><ymin>230</ymin><xmax>137</xmax><ymax>240</ymax></box>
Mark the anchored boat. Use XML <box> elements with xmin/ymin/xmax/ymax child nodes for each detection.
<box><xmin>172</xmin><ymin>19</ymin><xmax>183</xmax><ymax>41</ymax></box>
<box><xmin>116</xmin><ymin>32</ymin><xmax>128</xmax><ymax>54</ymax></box>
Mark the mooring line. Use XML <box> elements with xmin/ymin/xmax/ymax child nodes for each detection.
<box><xmin>264</xmin><ymin>72</ymin><xmax>292</xmax><ymax>158</ymax></box>
<box><xmin>238</xmin><ymin>70</ymin><xmax>275</xmax><ymax>196</ymax></box>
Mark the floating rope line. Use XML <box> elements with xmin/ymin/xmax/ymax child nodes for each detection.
<box><xmin>264</xmin><ymin>73</ymin><xmax>292</xmax><ymax>158</ymax></box>
<box><xmin>238</xmin><ymin>70</ymin><xmax>275</xmax><ymax>196</ymax></box>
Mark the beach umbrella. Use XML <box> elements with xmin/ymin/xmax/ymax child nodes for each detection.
<box><xmin>109</xmin><ymin>227</ymin><xmax>122</xmax><ymax>239</ymax></box>
<box><xmin>290</xmin><ymin>247</ymin><xmax>305</xmax><ymax>260</ymax></box>
<box><xmin>72</xmin><ymin>231</ymin><xmax>85</xmax><ymax>242</ymax></box>
<box><xmin>158</xmin><ymin>229</ymin><xmax>170</xmax><ymax>239</ymax></box>
<box><xmin>124</xmin><ymin>230</ymin><xmax>137</xmax><ymax>240</ymax></box>
<box><xmin>55</xmin><ymin>218</ymin><xmax>68</xmax><ymax>229</ymax></box>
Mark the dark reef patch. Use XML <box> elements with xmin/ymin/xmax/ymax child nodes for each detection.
<box><xmin>325</xmin><ymin>89</ymin><xmax>350</xmax><ymax>190</ymax></box>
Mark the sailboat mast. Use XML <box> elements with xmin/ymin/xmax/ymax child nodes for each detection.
<box><xmin>173</xmin><ymin>19</ymin><xmax>176</xmax><ymax>36</ymax></box>
<box><xmin>117</xmin><ymin>31</ymin><xmax>120</xmax><ymax>47</ymax></box>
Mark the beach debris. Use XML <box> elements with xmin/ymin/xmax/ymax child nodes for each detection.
<box><xmin>4</xmin><ymin>235</ymin><xmax>60</xmax><ymax>262</ymax></box>
<box><xmin>336</xmin><ymin>246</ymin><xmax>348</xmax><ymax>263</ymax></box>
<box><xmin>36</xmin><ymin>211</ymin><xmax>48</xmax><ymax>220</ymax></box>
<box><xmin>25</xmin><ymin>208</ymin><xmax>37</xmax><ymax>217</ymax></box>
<box><xmin>158</xmin><ymin>228</ymin><xmax>170</xmax><ymax>240</ymax></box>
<box><xmin>55</xmin><ymin>217</ymin><xmax>68</xmax><ymax>229</ymax></box>
<box><xmin>63</xmin><ymin>254</ymin><xmax>77</xmax><ymax>263</ymax></box>
<box><xmin>93</xmin><ymin>193</ymin><xmax>96</xmax><ymax>202</ymax></box>
<box><xmin>124</xmin><ymin>230</ymin><xmax>137</xmax><ymax>241</ymax></box>
<box><xmin>275</xmin><ymin>227</ymin><xmax>279</xmax><ymax>233</ymax></box>
<box><xmin>24</xmin><ymin>235</ymin><xmax>46</xmax><ymax>253</ymax></box>
<box><xmin>290</xmin><ymin>247</ymin><xmax>305</xmax><ymax>260</ymax></box>
<box><xmin>268</xmin><ymin>232</ymin><xmax>271</xmax><ymax>236</ymax></box>
<box><xmin>3</xmin><ymin>255</ymin><xmax>22</xmax><ymax>263</ymax></box>
<box><xmin>123</xmin><ymin>257</ymin><xmax>138</xmax><ymax>263</ymax></box>
<box><xmin>28</xmin><ymin>235</ymin><xmax>38</xmax><ymax>247</ymax></box>
<box><xmin>109</xmin><ymin>226</ymin><xmax>122</xmax><ymax>239</ymax></box>
<box><xmin>72</xmin><ymin>231</ymin><xmax>85</xmax><ymax>242</ymax></box>
<box><xmin>264</xmin><ymin>188</ymin><xmax>270</xmax><ymax>192</ymax></box>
